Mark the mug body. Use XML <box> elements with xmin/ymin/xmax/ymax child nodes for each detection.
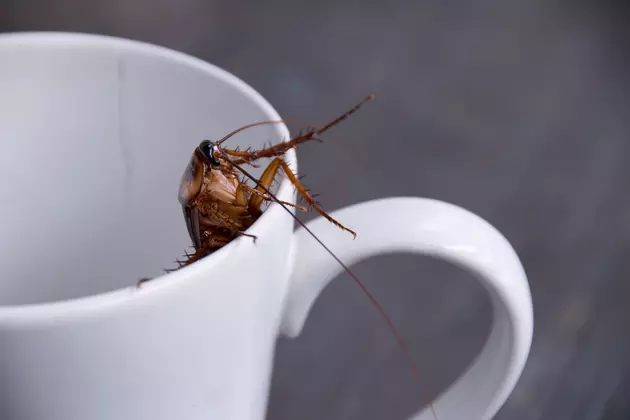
<box><xmin>0</xmin><ymin>32</ymin><xmax>296</xmax><ymax>420</ymax></box>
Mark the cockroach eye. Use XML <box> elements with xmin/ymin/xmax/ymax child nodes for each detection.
<box><xmin>199</xmin><ymin>140</ymin><xmax>220</xmax><ymax>166</ymax></box>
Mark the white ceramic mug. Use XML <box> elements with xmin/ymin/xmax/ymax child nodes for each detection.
<box><xmin>0</xmin><ymin>32</ymin><xmax>533</xmax><ymax>420</ymax></box>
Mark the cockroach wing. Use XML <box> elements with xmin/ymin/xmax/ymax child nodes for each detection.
<box><xmin>182</xmin><ymin>205</ymin><xmax>202</xmax><ymax>249</ymax></box>
<box><xmin>178</xmin><ymin>150</ymin><xmax>205</xmax><ymax>249</ymax></box>
<box><xmin>178</xmin><ymin>151</ymin><xmax>204</xmax><ymax>205</ymax></box>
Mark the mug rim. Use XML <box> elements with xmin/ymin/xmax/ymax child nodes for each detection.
<box><xmin>0</xmin><ymin>31</ymin><xmax>296</xmax><ymax>318</ymax></box>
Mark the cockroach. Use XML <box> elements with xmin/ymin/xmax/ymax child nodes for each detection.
<box><xmin>172</xmin><ymin>97</ymin><xmax>368</xmax><ymax>269</ymax></box>
<box><xmin>139</xmin><ymin>94</ymin><xmax>439</xmax><ymax>419</ymax></box>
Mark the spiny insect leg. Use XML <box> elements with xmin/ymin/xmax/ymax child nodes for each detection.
<box><xmin>235</xmin><ymin>230</ymin><xmax>258</xmax><ymax>244</ymax></box>
<box><xmin>223</xmin><ymin>94</ymin><xmax>374</xmax><ymax>165</ymax></box>
<box><xmin>135</xmin><ymin>277</ymin><xmax>153</xmax><ymax>288</ymax></box>
<box><xmin>250</xmin><ymin>157</ymin><xmax>356</xmax><ymax>238</ymax></box>
<box><xmin>240</xmin><ymin>183</ymin><xmax>307</xmax><ymax>211</ymax></box>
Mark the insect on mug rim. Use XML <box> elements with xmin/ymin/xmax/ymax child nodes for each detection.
<box><xmin>0</xmin><ymin>31</ymin><xmax>297</xmax><ymax>319</ymax></box>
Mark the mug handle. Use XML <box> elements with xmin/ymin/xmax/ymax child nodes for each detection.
<box><xmin>279</xmin><ymin>197</ymin><xmax>533</xmax><ymax>420</ymax></box>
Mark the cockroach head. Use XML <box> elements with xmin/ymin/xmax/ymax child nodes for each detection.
<box><xmin>198</xmin><ymin>140</ymin><xmax>221</xmax><ymax>167</ymax></box>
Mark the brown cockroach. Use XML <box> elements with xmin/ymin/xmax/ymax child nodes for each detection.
<box><xmin>141</xmin><ymin>94</ymin><xmax>439</xmax><ymax>419</ymax></box>
<box><xmin>172</xmin><ymin>96</ymin><xmax>369</xmax><ymax>269</ymax></box>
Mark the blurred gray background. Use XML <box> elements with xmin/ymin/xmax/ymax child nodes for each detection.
<box><xmin>2</xmin><ymin>1</ymin><xmax>630</xmax><ymax>419</ymax></box>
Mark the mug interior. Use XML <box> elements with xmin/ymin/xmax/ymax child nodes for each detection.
<box><xmin>0</xmin><ymin>33</ymin><xmax>291</xmax><ymax>305</ymax></box>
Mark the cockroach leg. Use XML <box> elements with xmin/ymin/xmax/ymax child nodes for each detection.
<box><xmin>223</xmin><ymin>94</ymin><xmax>375</xmax><ymax>165</ymax></box>
<box><xmin>222</xmin><ymin>129</ymin><xmax>316</xmax><ymax>164</ymax></box>
<box><xmin>249</xmin><ymin>157</ymin><xmax>356</xmax><ymax>238</ymax></box>
<box><xmin>235</xmin><ymin>230</ymin><xmax>258</xmax><ymax>243</ymax></box>
<box><xmin>135</xmin><ymin>277</ymin><xmax>152</xmax><ymax>288</ymax></box>
<box><xmin>176</xmin><ymin>244</ymin><xmax>212</xmax><ymax>268</ymax></box>
<box><xmin>247</xmin><ymin>156</ymin><xmax>284</xmax><ymax>212</ymax></box>
<box><xmin>240</xmin><ymin>184</ymin><xmax>307</xmax><ymax>212</ymax></box>
<box><xmin>234</xmin><ymin>184</ymin><xmax>248</xmax><ymax>207</ymax></box>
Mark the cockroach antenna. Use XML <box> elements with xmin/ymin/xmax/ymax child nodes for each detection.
<box><xmin>160</xmin><ymin>92</ymin><xmax>438</xmax><ymax>419</ymax></box>
<box><xmin>216</xmin><ymin>146</ymin><xmax>439</xmax><ymax>420</ymax></box>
